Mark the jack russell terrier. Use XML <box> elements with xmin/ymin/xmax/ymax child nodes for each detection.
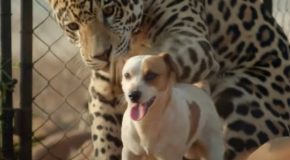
<box><xmin>121</xmin><ymin>53</ymin><xmax>224</xmax><ymax>160</ymax></box>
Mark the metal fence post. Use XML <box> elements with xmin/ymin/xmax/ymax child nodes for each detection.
<box><xmin>0</xmin><ymin>0</ymin><xmax>15</xmax><ymax>159</ymax></box>
<box><xmin>19</xmin><ymin>0</ymin><xmax>33</xmax><ymax>159</ymax></box>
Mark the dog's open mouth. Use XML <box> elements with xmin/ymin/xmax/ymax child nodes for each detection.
<box><xmin>130</xmin><ymin>96</ymin><xmax>156</xmax><ymax>121</ymax></box>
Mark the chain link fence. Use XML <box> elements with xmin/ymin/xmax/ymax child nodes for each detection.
<box><xmin>29</xmin><ymin>0</ymin><xmax>92</xmax><ymax>159</ymax></box>
<box><xmin>2</xmin><ymin>0</ymin><xmax>93</xmax><ymax>159</ymax></box>
<box><xmin>1</xmin><ymin>0</ymin><xmax>290</xmax><ymax>159</ymax></box>
<box><xmin>273</xmin><ymin>0</ymin><xmax>290</xmax><ymax>38</ymax></box>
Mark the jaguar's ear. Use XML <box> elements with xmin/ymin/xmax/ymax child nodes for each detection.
<box><xmin>159</xmin><ymin>52</ymin><xmax>179</xmax><ymax>81</ymax></box>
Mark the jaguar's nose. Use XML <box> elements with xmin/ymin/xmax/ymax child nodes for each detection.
<box><xmin>92</xmin><ymin>46</ymin><xmax>112</xmax><ymax>61</ymax></box>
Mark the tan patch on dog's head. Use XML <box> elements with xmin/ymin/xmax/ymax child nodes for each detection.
<box><xmin>142</xmin><ymin>54</ymin><xmax>175</xmax><ymax>91</ymax></box>
<box><xmin>187</xmin><ymin>101</ymin><xmax>201</xmax><ymax>144</ymax></box>
<box><xmin>141</xmin><ymin>54</ymin><xmax>172</xmax><ymax>91</ymax></box>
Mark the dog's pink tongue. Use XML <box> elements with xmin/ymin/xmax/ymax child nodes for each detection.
<box><xmin>130</xmin><ymin>103</ymin><xmax>147</xmax><ymax>121</ymax></box>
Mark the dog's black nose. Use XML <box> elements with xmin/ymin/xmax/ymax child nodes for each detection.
<box><xmin>128</xmin><ymin>91</ymin><xmax>141</xmax><ymax>103</ymax></box>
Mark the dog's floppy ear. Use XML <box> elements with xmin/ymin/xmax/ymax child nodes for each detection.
<box><xmin>159</xmin><ymin>53</ymin><xmax>179</xmax><ymax>81</ymax></box>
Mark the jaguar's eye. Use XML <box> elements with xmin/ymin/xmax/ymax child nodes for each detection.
<box><xmin>124</xmin><ymin>73</ymin><xmax>131</xmax><ymax>80</ymax></box>
<box><xmin>144</xmin><ymin>71</ymin><xmax>158</xmax><ymax>81</ymax></box>
<box><xmin>103</xmin><ymin>5</ymin><xmax>115</xmax><ymax>17</ymax></box>
<box><xmin>67</xmin><ymin>22</ymin><xmax>79</xmax><ymax>31</ymax></box>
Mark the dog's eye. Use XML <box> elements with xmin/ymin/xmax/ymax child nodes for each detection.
<box><xmin>124</xmin><ymin>73</ymin><xmax>131</xmax><ymax>80</ymax></box>
<box><xmin>144</xmin><ymin>71</ymin><xmax>158</xmax><ymax>81</ymax></box>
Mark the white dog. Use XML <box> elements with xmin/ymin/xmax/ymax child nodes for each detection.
<box><xmin>121</xmin><ymin>53</ymin><xmax>224</xmax><ymax>160</ymax></box>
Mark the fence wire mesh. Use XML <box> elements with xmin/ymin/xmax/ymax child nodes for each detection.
<box><xmin>30</xmin><ymin>0</ymin><xmax>92</xmax><ymax>159</ymax></box>
<box><xmin>1</xmin><ymin>0</ymin><xmax>290</xmax><ymax>159</ymax></box>
<box><xmin>10</xmin><ymin>0</ymin><xmax>92</xmax><ymax>159</ymax></box>
<box><xmin>273</xmin><ymin>0</ymin><xmax>290</xmax><ymax>39</ymax></box>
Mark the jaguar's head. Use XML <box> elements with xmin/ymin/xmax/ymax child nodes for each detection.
<box><xmin>48</xmin><ymin>0</ymin><xmax>144</xmax><ymax>70</ymax></box>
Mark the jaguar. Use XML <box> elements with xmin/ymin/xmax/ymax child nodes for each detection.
<box><xmin>47</xmin><ymin>0</ymin><xmax>290</xmax><ymax>159</ymax></box>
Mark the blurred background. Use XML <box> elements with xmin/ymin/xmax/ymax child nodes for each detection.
<box><xmin>1</xmin><ymin>0</ymin><xmax>290</xmax><ymax>159</ymax></box>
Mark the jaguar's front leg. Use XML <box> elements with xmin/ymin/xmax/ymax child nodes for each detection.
<box><xmin>88</xmin><ymin>70</ymin><xmax>126</xmax><ymax>160</ymax></box>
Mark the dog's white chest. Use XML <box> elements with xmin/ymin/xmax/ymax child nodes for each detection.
<box><xmin>122</xmin><ymin>109</ymin><xmax>149</xmax><ymax>155</ymax></box>
<box><xmin>122</xmin><ymin>109</ymin><xmax>170</xmax><ymax>155</ymax></box>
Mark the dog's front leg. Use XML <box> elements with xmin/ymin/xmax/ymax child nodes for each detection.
<box><xmin>201</xmin><ymin>127</ymin><xmax>224</xmax><ymax>160</ymax></box>
<box><xmin>122</xmin><ymin>147</ymin><xmax>143</xmax><ymax>160</ymax></box>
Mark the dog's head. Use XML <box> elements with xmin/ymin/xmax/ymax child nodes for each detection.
<box><xmin>121</xmin><ymin>53</ymin><xmax>177</xmax><ymax>121</ymax></box>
